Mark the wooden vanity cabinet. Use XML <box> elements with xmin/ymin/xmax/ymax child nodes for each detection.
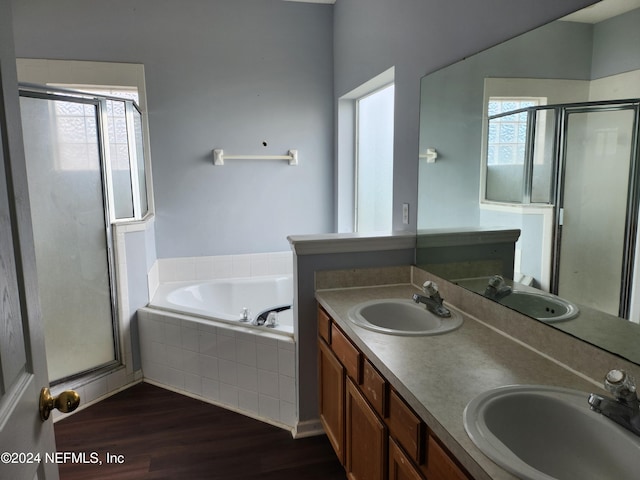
<box><xmin>346</xmin><ymin>377</ymin><xmax>387</xmax><ymax>480</ymax></box>
<box><xmin>425</xmin><ymin>435</ymin><xmax>470</xmax><ymax>480</ymax></box>
<box><xmin>317</xmin><ymin>305</ymin><xmax>473</xmax><ymax>480</ymax></box>
<box><xmin>318</xmin><ymin>337</ymin><xmax>345</xmax><ymax>464</ymax></box>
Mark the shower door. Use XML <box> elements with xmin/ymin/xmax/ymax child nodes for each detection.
<box><xmin>19</xmin><ymin>92</ymin><xmax>118</xmax><ymax>383</ymax></box>
<box><xmin>553</xmin><ymin>103</ymin><xmax>640</xmax><ymax>318</ymax></box>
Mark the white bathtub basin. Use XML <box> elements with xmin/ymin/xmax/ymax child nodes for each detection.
<box><xmin>149</xmin><ymin>275</ymin><xmax>294</xmax><ymax>335</ymax></box>
<box><xmin>464</xmin><ymin>385</ymin><xmax>640</xmax><ymax>480</ymax></box>
<box><xmin>348</xmin><ymin>299</ymin><xmax>463</xmax><ymax>336</ymax></box>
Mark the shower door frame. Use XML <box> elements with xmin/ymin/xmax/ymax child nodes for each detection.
<box><xmin>18</xmin><ymin>88</ymin><xmax>122</xmax><ymax>385</ymax></box>
<box><xmin>551</xmin><ymin>100</ymin><xmax>640</xmax><ymax>319</ymax></box>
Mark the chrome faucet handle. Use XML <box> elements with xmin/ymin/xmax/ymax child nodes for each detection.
<box><xmin>604</xmin><ymin>369</ymin><xmax>637</xmax><ymax>403</ymax></box>
<box><xmin>422</xmin><ymin>281</ymin><xmax>439</xmax><ymax>297</ymax></box>
<box><xmin>240</xmin><ymin>307</ymin><xmax>251</xmax><ymax>322</ymax></box>
<box><xmin>265</xmin><ymin>311</ymin><xmax>278</xmax><ymax>328</ymax></box>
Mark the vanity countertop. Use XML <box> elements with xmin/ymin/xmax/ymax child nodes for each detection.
<box><xmin>316</xmin><ymin>283</ymin><xmax>603</xmax><ymax>480</ymax></box>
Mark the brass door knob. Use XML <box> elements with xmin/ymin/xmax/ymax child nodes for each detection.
<box><xmin>39</xmin><ymin>387</ymin><xmax>80</xmax><ymax>421</ymax></box>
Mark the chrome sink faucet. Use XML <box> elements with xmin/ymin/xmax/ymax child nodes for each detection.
<box><xmin>412</xmin><ymin>281</ymin><xmax>451</xmax><ymax>318</ymax></box>
<box><xmin>483</xmin><ymin>274</ymin><xmax>512</xmax><ymax>301</ymax></box>
<box><xmin>588</xmin><ymin>369</ymin><xmax>640</xmax><ymax>436</ymax></box>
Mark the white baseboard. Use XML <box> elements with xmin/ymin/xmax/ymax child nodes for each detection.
<box><xmin>292</xmin><ymin>418</ymin><xmax>325</xmax><ymax>438</ymax></box>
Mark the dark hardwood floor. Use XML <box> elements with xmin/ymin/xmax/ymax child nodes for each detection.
<box><xmin>54</xmin><ymin>382</ymin><xmax>346</xmax><ymax>480</ymax></box>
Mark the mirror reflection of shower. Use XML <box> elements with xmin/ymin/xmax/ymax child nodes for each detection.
<box><xmin>19</xmin><ymin>85</ymin><xmax>148</xmax><ymax>384</ymax></box>
<box><xmin>482</xmin><ymin>99</ymin><xmax>640</xmax><ymax>318</ymax></box>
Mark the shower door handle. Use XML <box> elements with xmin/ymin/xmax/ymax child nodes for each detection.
<box><xmin>39</xmin><ymin>387</ymin><xmax>80</xmax><ymax>421</ymax></box>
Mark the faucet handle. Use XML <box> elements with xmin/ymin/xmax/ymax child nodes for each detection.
<box><xmin>265</xmin><ymin>311</ymin><xmax>278</xmax><ymax>328</ymax></box>
<box><xmin>605</xmin><ymin>369</ymin><xmax>637</xmax><ymax>401</ymax></box>
<box><xmin>422</xmin><ymin>281</ymin><xmax>439</xmax><ymax>296</ymax></box>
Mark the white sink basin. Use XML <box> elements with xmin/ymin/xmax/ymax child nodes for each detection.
<box><xmin>464</xmin><ymin>385</ymin><xmax>640</xmax><ymax>480</ymax></box>
<box><xmin>348</xmin><ymin>299</ymin><xmax>463</xmax><ymax>336</ymax></box>
<box><xmin>499</xmin><ymin>291</ymin><xmax>579</xmax><ymax>322</ymax></box>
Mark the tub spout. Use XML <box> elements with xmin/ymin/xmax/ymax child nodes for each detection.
<box><xmin>254</xmin><ymin>305</ymin><xmax>291</xmax><ymax>326</ymax></box>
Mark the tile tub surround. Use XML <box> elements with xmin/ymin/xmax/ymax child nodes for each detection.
<box><xmin>137</xmin><ymin>308</ymin><xmax>297</xmax><ymax>430</ymax></box>
<box><xmin>148</xmin><ymin>251</ymin><xmax>293</xmax><ymax>299</ymax></box>
<box><xmin>315</xmin><ymin>268</ymin><xmax>640</xmax><ymax>480</ymax></box>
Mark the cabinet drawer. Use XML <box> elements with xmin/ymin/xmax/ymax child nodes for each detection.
<box><xmin>426</xmin><ymin>434</ymin><xmax>470</xmax><ymax>480</ymax></box>
<box><xmin>388</xmin><ymin>389</ymin><xmax>423</xmax><ymax>463</ymax></box>
<box><xmin>331</xmin><ymin>324</ymin><xmax>361</xmax><ymax>381</ymax></box>
<box><xmin>361</xmin><ymin>359</ymin><xmax>387</xmax><ymax>417</ymax></box>
<box><xmin>318</xmin><ymin>306</ymin><xmax>331</xmax><ymax>343</ymax></box>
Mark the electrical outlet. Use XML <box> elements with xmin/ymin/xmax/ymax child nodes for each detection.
<box><xmin>402</xmin><ymin>203</ymin><xmax>409</xmax><ymax>224</ymax></box>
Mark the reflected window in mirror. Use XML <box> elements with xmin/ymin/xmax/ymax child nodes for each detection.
<box><xmin>486</xmin><ymin>97</ymin><xmax>540</xmax><ymax>203</ymax></box>
<box><xmin>483</xmin><ymin>96</ymin><xmax>557</xmax><ymax>205</ymax></box>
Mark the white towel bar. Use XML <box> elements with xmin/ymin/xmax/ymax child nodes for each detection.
<box><xmin>213</xmin><ymin>149</ymin><xmax>298</xmax><ymax>166</ymax></box>
<box><xmin>418</xmin><ymin>148</ymin><xmax>438</xmax><ymax>163</ymax></box>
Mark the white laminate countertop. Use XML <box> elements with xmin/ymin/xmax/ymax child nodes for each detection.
<box><xmin>316</xmin><ymin>284</ymin><xmax>604</xmax><ymax>480</ymax></box>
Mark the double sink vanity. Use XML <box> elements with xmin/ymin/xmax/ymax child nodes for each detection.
<box><xmin>314</xmin><ymin>266</ymin><xmax>640</xmax><ymax>480</ymax></box>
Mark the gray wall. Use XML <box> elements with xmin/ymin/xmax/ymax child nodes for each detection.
<box><xmin>592</xmin><ymin>8</ymin><xmax>640</xmax><ymax>79</ymax></box>
<box><xmin>333</xmin><ymin>0</ymin><xmax>597</xmax><ymax>232</ymax></box>
<box><xmin>11</xmin><ymin>0</ymin><xmax>334</xmax><ymax>258</ymax></box>
<box><xmin>11</xmin><ymin>0</ymin><xmax>597</xmax><ymax>257</ymax></box>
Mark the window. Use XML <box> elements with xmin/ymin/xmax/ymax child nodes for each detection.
<box><xmin>53</xmin><ymin>85</ymin><xmax>149</xmax><ymax>220</ymax></box>
<box><xmin>16</xmin><ymin>59</ymin><xmax>153</xmax><ymax>222</ymax></box>
<box><xmin>487</xmin><ymin>97</ymin><xmax>539</xmax><ymax>166</ymax></box>
<box><xmin>355</xmin><ymin>84</ymin><xmax>395</xmax><ymax>232</ymax></box>
<box><xmin>485</xmin><ymin>96</ymin><xmax>554</xmax><ymax>204</ymax></box>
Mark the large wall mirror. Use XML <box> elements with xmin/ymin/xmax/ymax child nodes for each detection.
<box><xmin>417</xmin><ymin>0</ymin><xmax>640</xmax><ymax>364</ymax></box>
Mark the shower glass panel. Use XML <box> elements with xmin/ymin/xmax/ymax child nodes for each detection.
<box><xmin>19</xmin><ymin>94</ymin><xmax>117</xmax><ymax>383</ymax></box>
<box><xmin>485</xmin><ymin>111</ymin><xmax>527</xmax><ymax>203</ymax></box>
<box><xmin>557</xmin><ymin>107</ymin><xmax>637</xmax><ymax>317</ymax></box>
<box><xmin>132</xmin><ymin>105</ymin><xmax>149</xmax><ymax>216</ymax></box>
<box><xmin>530</xmin><ymin>108</ymin><xmax>556</xmax><ymax>204</ymax></box>
<box><xmin>104</xmin><ymin>99</ymin><xmax>134</xmax><ymax>218</ymax></box>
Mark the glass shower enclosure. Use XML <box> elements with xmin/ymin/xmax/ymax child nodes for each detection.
<box><xmin>19</xmin><ymin>86</ymin><xmax>148</xmax><ymax>384</ymax></box>
<box><xmin>555</xmin><ymin>104</ymin><xmax>640</xmax><ymax>319</ymax></box>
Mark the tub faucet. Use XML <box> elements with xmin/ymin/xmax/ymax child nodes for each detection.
<box><xmin>412</xmin><ymin>281</ymin><xmax>451</xmax><ymax>318</ymax></box>
<box><xmin>484</xmin><ymin>275</ymin><xmax>512</xmax><ymax>301</ymax></box>
<box><xmin>588</xmin><ymin>369</ymin><xmax>640</xmax><ymax>436</ymax></box>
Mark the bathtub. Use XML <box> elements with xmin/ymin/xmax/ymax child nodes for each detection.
<box><xmin>138</xmin><ymin>274</ymin><xmax>297</xmax><ymax>430</ymax></box>
<box><xmin>148</xmin><ymin>274</ymin><xmax>294</xmax><ymax>336</ymax></box>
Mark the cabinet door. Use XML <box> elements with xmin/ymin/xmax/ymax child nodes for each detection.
<box><xmin>346</xmin><ymin>378</ymin><xmax>387</xmax><ymax>480</ymax></box>
<box><xmin>389</xmin><ymin>437</ymin><xmax>424</xmax><ymax>480</ymax></box>
<box><xmin>425</xmin><ymin>434</ymin><xmax>470</xmax><ymax>480</ymax></box>
<box><xmin>318</xmin><ymin>338</ymin><xmax>345</xmax><ymax>464</ymax></box>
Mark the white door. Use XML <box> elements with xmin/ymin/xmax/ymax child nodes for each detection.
<box><xmin>0</xmin><ymin>0</ymin><xmax>60</xmax><ymax>477</ymax></box>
